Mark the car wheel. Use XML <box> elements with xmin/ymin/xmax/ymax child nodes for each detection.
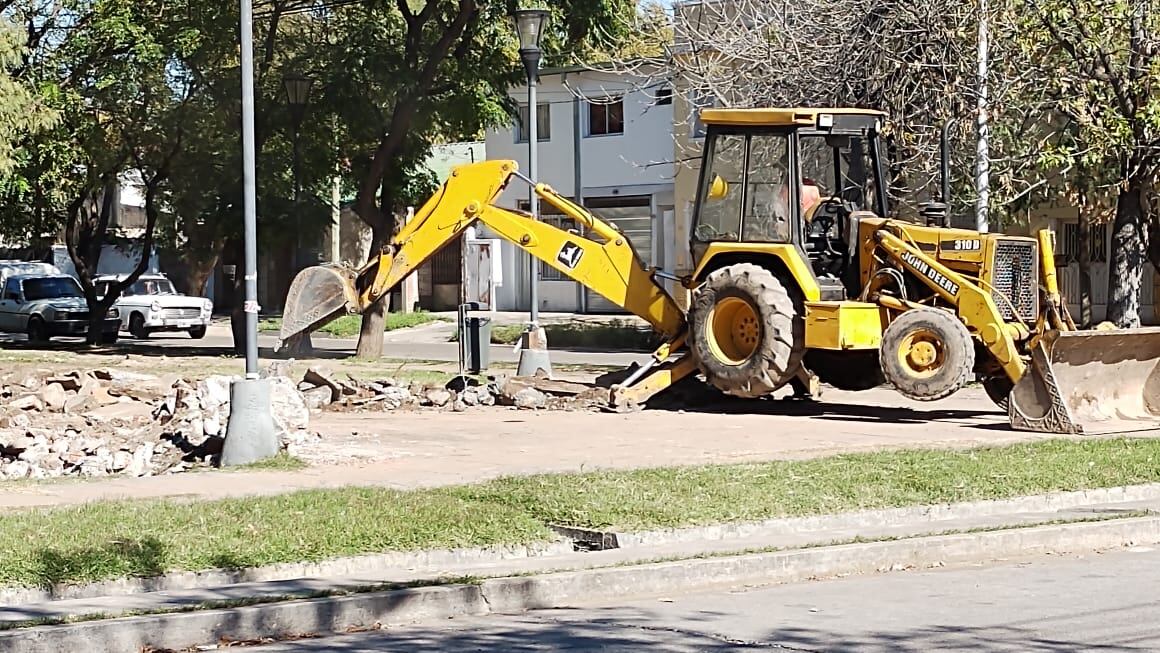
<box><xmin>188</xmin><ymin>325</ymin><xmax>207</xmax><ymax>340</ymax></box>
<box><xmin>27</xmin><ymin>317</ymin><xmax>48</xmax><ymax>345</ymax></box>
<box><xmin>129</xmin><ymin>313</ymin><xmax>149</xmax><ymax>339</ymax></box>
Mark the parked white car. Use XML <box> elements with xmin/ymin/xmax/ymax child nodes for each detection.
<box><xmin>94</xmin><ymin>274</ymin><xmax>212</xmax><ymax>339</ymax></box>
<box><xmin>0</xmin><ymin>271</ymin><xmax>120</xmax><ymax>343</ymax></box>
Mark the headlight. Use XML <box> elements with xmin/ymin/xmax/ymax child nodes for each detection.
<box><xmin>107</xmin><ymin>308</ymin><xmax>119</xmax><ymax>319</ymax></box>
<box><xmin>150</xmin><ymin>301</ymin><xmax>162</xmax><ymax>313</ymax></box>
<box><xmin>202</xmin><ymin>299</ymin><xmax>213</xmax><ymax>314</ymax></box>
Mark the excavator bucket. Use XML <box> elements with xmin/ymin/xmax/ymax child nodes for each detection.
<box><xmin>1009</xmin><ymin>327</ymin><xmax>1160</xmax><ymax>434</ymax></box>
<box><xmin>277</xmin><ymin>264</ymin><xmax>364</xmax><ymax>348</ymax></box>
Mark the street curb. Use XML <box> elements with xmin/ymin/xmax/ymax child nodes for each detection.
<box><xmin>601</xmin><ymin>483</ymin><xmax>1160</xmax><ymax>548</ymax></box>
<box><xmin>5</xmin><ymin>515</ymin><xmax>1160</xmax><ymax>653</ymax></box>
<box><xmin>7</xmin><ymin>483</ymin><xmax>1160</xmax><ymax>606</ymax></box>
<box><xmin>0</xmin><ymin>541</ymin><xmax>573</xmax><ymax>606</ymax></box>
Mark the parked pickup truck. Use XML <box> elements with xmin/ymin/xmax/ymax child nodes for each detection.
<box><xmin>0</xmin><ymin>266</ymin><xmax>120</xmax><ymax>344</ymax></box>
<box><xmin>94</xmin><ymin>273</ymin><xmax>212</xmax><ymax>339</ymax></box>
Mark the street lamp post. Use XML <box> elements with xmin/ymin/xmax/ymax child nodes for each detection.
<box><xmin>513</xmin><ymin>8</ymin><xmax>553</xmax><ymax>379</ymax></box>
<box><xmin>283</xmin><ymin>72</ymin><xmax>313</xmax><ymax>270</ymax></box>
<box><xmin>221</xmin><ymin>0</ymin><xmax>278</xmax><ymax>466</ymax></box>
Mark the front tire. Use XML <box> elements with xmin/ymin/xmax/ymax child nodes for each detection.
<box><xmin>129</xmin><ymin>313</ymin><xmax>149</xmax><ymax>339</ymax></box>
<box><xmin>880</xmin><ymin>308</ymin><xmax>975</xmax><ymax>401</ymax></box>
<box><xmin>27</xmin><ymin>317</ymin><xmax>48</xmax><ymax>345</ymax></box>
<box><xmin>188</xmin><ymin>325</ymin><xmax>207</xmax><ymax>340</ymax></box>
<box><xmin>690</xmin><ymin>263</ymin><xmax>805</xmax><ymax>398</ymax></box>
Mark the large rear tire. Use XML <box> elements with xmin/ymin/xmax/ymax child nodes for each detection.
<box><xmin>690</xmin><ymin>263</ymin><xmax>805</xmax><ymax>398</ymax></box>
<box><xmin>880</xmin><ymin>308</ymin><xmax>975</xmax><ymax>401</ymax></box>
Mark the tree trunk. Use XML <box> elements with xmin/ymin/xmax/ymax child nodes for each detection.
<box><xmin>1106</xmin><ymin>181</ymin><xmax>1147</xmax><ymax>328</ymax></box>
<box><xmin>354</xmin><ymin>222</ymin><xmax>390</xmax><ymax>360</ymax></box>
<box><xmin>86</xmin><ymin>297</ymin><xmax>114</xmax><ymax>345</ymax></box>
<box><xmin>1077</xmin><ymin>210</ymin><xmax>1093</xmax><ymax>328</ymax></box>
<box><xmin>183</xmin><ymin>252</ymin><xmax>220</xmax><ymax>298</ymax></box>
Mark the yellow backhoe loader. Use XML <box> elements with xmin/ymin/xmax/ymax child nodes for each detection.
<box><xmin>279</xmin><ymin>107</ymin><xmax>1160</xmax><ymax>435</ymax></box>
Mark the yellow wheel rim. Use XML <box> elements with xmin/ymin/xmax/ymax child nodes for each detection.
<box><xmin>707</xmin><ymin>297</ymin><xmax>761</xmax><ymax>365</ymax></box>
<box><xmin>897</xmin><ymin>328</ymin><xmax>945</xmax><ymax>379</ymax></box>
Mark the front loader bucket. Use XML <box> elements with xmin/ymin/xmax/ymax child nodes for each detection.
<box><xmin>1009</xmin><ymin>327</ymin><xmax>1160</xmax><ymax>434</ymax></box>
<box><xmin>277</xmin><ymin>264</ymin><xmax>363</xmax><ymax>348</ymax></box>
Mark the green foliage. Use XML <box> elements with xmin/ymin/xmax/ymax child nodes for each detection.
<box><xmin>0</xmin><ymin>23</ymin><xmax>57</xmax><ymax>177</ymax></box>
<box><xmin>1002</xmin><ymin>0</ymin><xmax>1158</xmax><ymax>210</ymax></box>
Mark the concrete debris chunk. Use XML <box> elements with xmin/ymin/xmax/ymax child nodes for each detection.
<box><xmin>301</xmin><ymin>385</ymin><xmax>334</xmax><ymax>410</ymax></box>
<box><xmin>513</xmin><ymin>387</ymin><xmax>547</xmax><ymax>410</ymax></box>
<box><xmin>37</xmin><ymin>384</ymin><xmax>68</xmax><ymax>412</ymax></box>
<box><xmin>425</xmin><ymin>389</ymin><xmax>452</xmax><ymax>408</ymax></box>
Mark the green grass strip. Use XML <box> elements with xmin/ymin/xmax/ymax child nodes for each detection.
<box><xmin>2</xmin><ymin>437</ymin><xmax>1159</xmax><ymax>589</ymax></box>
<box><xmin>259</xmin><ymin>312</ymin><xmax>448</xmax><ymax>338</ymax></box>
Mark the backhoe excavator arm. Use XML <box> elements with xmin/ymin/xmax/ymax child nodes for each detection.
<box><xmin>278</xmin><ymin>160</ymin><xmax>686</xmax><ymax>345</ymax></box>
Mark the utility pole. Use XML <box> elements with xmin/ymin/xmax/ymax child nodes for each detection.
<box><xmin>975</xmin><ymin>0</ymin><xmax>990</xmax><ymax>233</ymax></box>
<box><xmin>221</xmin><ymin>0</ymin><xmax>278</xmax><ymax>466</ymax></box>
<box><xmin>513</xmin><ymin>8</ymin><xmax>553</xmax><ymax>378</ymax></box>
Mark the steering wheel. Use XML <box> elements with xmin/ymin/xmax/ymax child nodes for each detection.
<box><xmin>807</xmin><ymin>196</ymin><xmax>853</xmax><ymax>239</ymax></box>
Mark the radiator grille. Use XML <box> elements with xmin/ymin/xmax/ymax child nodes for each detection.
<box><xmin>163</xmin><ymin>307</ymin><xmax>201</xmax><ymax>320</ymax></box>
<box><xmin>991</xmin><ymin>239</ymin><xmax>1039</xmax><ymax>321</ymax></box>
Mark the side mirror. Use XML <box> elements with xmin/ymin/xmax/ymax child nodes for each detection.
<box><xmin>708</xmin><ymin>175</ymin><xmax>729</xmax><ymax>201</ymax></box>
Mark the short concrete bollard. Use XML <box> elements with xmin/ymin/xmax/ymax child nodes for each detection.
<box><xmin>220</xmin><ymin>378</ymin><xmax>279</xmax><ymax>466</ymax></box>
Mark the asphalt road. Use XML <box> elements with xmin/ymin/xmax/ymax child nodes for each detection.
<box><xmin>250</xmin><ymin>546</ymin><xmax>1160</xmax><ymax>652</ymax></box>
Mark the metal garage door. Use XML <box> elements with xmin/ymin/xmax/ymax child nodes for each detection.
<box><xmin>584</xmin><ymin>196</ymin><xmax>653</xmax><ymax>313</ymax></box>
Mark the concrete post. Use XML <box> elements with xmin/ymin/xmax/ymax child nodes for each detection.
<box><xmin>401</xmin><ymin>206</ymin><xmax>419</xmax><ymax>313</ymax></box>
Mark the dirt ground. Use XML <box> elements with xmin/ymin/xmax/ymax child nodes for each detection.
<box><xmin>0</xmin><ymin>343</ymin><xmax>1063</xmax><ymax>510</ymax></box>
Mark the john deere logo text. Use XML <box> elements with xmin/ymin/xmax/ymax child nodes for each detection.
<box><xmin>901</xmin><ymin>251</ymin><xmax>960</xmax><ymax>296</ymax></box>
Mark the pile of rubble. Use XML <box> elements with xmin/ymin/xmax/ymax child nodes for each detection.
<box><xmin>296</xmin><ymin>367</ymin><xmax>613</xmax><ymax>413</ymax></box>
<box><xmin>0</xmin><ymin>360</ymin><xmax>618</xmax><ymax>482</ymax></box>
<box><xmin>0</xmin><ymin>366</ymin><xmax>319</xmax><ymax>481</ymax></box>
<box><xmin>0</xmin><ymin>369</ymin><xmax>185</xmax><ymax>480</ymax></box>
<box><xmin>151</xmin><ymin>373</ymin><xmax>317</xmax><ymax>455</ymax></box>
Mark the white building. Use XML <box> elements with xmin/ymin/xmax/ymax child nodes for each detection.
<box><xmin>484</xmin><ymin>64</ymin><xmax>677</xmax><ymax>313</ymax></box>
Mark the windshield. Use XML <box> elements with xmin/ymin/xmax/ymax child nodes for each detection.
<box><xmin>126</xmin><ymin>279</ymin><xmax>176</xmax><ymax>296</ymax></box>
<box><xmin>23</xmin><ymin>277</ymin><xmax>83</xmax><ymax>301</ymax></box>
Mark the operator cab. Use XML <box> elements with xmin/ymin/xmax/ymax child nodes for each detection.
<box><xmin>690</xmin><ymin>108</ymin><xmax>890</xmax><ymax>300</ymax></box>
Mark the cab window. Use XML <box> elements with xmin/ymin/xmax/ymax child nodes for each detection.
<box><xmin>693</xmin><ymin>133</ymin><xmax>745</xmax><ymax>242</ymax></box>
<box><xmin>693</xmin><ymin>131</ymin><xmax>793</xmax><ymax>244</ymax></box>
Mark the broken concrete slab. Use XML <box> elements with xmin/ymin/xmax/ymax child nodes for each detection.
<box><xmin>36</xmin><ymin>385</ymin><xmax>67</xmax><ymax>412</ymax></box>
<box><xmin>513</xmin><ymin>388</ymin><xmax>547</xmax><ymax>410</ymax></box>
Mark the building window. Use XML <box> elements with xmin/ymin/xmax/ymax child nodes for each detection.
<box><xmin>1056</xmin><ymin>221</ymin><xmax>1108</xmax><ymax>265</ymax></box>
<box><xmin>654</xmin><ymin>87</ymin><xmax>673</xmax><ymax>106</ymax></box>
<box><xmin>587</xmin><ymin>98</ymin><xmax>625</xmax><ymax>137</ymax></box>
<box><xmin>515</xmin><ymin>104</ymin><xmax>550</xmax><ymax>143</ymax></box>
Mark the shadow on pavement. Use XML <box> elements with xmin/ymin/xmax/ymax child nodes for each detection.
<box><xmin>225</xmin><ymin>604</ymin><xmax>1149</xmax><ymax>652</ymax></box>
<box><xmin>645</xmin><ymin>386</ymin><xmax>999</xmax><ymax>425</ymax></box>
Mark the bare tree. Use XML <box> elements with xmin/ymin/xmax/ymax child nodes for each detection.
<box><xmin>607</xmin><ymin>0</ymin><xmax>1040</xmax><ymax>223</ymax></box>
